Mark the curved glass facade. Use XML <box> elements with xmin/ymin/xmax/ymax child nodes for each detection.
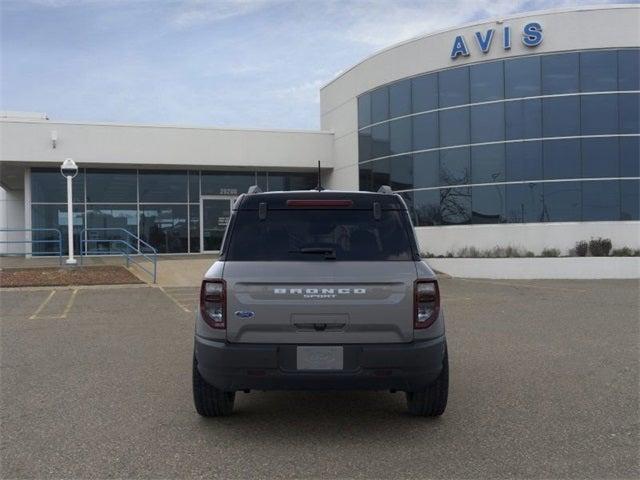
<box><xmin>357</xmin><ymin>49</ymin><xmax>640</xmax><ymax>225</ymax></box>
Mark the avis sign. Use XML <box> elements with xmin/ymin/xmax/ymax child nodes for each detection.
<box><xmin>450</xmin><ymin>22</ymin><xmax>543</xmax><ymax>59</ymax></box>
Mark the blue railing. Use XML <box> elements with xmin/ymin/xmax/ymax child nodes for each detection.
<box><xmin>79</xmin><ymin>228</ymin><xmax>157</xmax><ymax>283</ymax></box>
<box><xmin>0</xmin><ymin>228</ymin><xmax>63</xmax><ymax>264</ymax></box>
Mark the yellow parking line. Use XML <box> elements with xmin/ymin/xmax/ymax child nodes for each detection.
<box><xmin>158</xmin><ymin>286</ymin><xmax>192</xmax><ymax>313</ymax></box>
<box><xmin>31</xmin><ymin>288</ymin><xmax>79</xmax><ymax>319</ymax></box>
<box><xmin>59</xmin><ymin>289</ymin><xmax>79</xmax><ymax>318</ymax></box>
<box><xmin>29</xmin><ymin>290</ymin><xmax>56</xmax><ymax>319</ymax></box>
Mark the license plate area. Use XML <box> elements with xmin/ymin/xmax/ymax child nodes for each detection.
<box><xmin>296</xmin><ymin>346</ymin><xmax>343</xmax><ymax>370</ymax></box>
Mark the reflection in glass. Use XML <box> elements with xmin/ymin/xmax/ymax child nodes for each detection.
<box><xmin>359</xmin><ymin>128</ymin><xmax>372</xmax><ymax>162</ymax></box>
<box><xmin>544</xmin><ymin>139</ymin><xmax>581</xmax><ymax>180</ymax></box>
<box><xmin>470</xmin><ymin>103</ymin><xmax>504</xmax><ymax>143</ymax></box>
<box><xmin>471</xmin><ymin>144</ymin><xmax>505</xmax><ymax>184</ymax></box>
<box><xmin>189</xmin><ymin>170</ymin><xmax>200</xmax><ymax>202</ymax></box>
<box><xmin>583</xmin><ymin>180</ymin><xmax>620</xmax><ymax>221</ymax></box>
<box><xmin>620</xmin><ymin>137</ymin><xmax>640</xmax><ymax>177</ymax></box>
<box><xmin>505</xmin><ymin>56</ymin><xmax>541</xmax><ymax>98</ymax></box>
<box><xmin>470</xmin><ymin>61</ymin><xmax>504</xmax><ymax>102</ymax></box>
<box><xmin>358</xmin><ymin>94</ymin><xmax>371</xmax><ymax>128</ymax></box>
<box><xmin>390</xmin><ymin>155</ymin><xmax>413</xmax><ymax>191</ymax></box>
<box><xmin>139</xmin><ymin>205</ymin><xmax>188</xmax><ymax>254</ymax></box>
<box><xmin>86</xmin><ymin>205</ymin><xmax>138</xmax><ymax>254</ymax></box>
<box><xmin>412</xmin><ymin>112</ymin><xmax>438</xmax><ymax>151</ymax></box>
<box><xmin>189</xmin><ymin>204</ymin><xmax>200</xmax><ymax>253</ymax></box>
<box><xmin>439</xmin><ymin>67</ymin><xmax>469</xmax><ymax>108</ymax></box>
<box><xmin>412</xmin><ymin>189</ymin><xmax>441</xmax><ymax>226</ymax></box>
<box><xmin>506</xmin><ymin>142</ymin><xmax>543</xmax><ymax>182</ymax></box>
<box><xmin>621</xmin><ymin>180</ymin><xmax>640</xmax><ymax>221</ymax></box>
<box><xmin>31</xmin><ymin>204</ymin><xmax>84</xmax><ymax>255</ymax></box>
<box><xmin>201</xmin><ymin>199</ymin><xmax>230</xmax><ymax>251</ymax></box>
<box><xmin>139</xmin><ymin>170</ymin><xmax>187</xmax><ymax>203</ymax></box>
<box><xmin>581</xmin><ymin>94</ymin><xmax>618</xmax><ymax>135</ymax></box>
<box><xmin>505</xmin><ymin>99</ymin><xmax>542</xmax><ymax>140</ymax></box>
<box><xmin>619</xmin><ymin>93</ymin><xmax>639</xmax><ymax>134</ymax></box>
<box><xmin>86</xmin><ymin>169</ymin><xmax>137</xmax><ymax>203</ymax></box>
<box><xmin>371</xmin><ymin>86</ymin><xmax>389</xmax><ymax>123</ymax></box>
<box><xmin>440</xmin><ymin>148</ymin><xmax>470</xmax><ymax>186</ymax></box>
<box><xmin>267</xmin><ymin>173</ymin><xmax>316</xmax><ymax>191</ymax></box>
<box><xmin>371</xmin><ymin>123</ymin><xmax>390</xmax><ymax>158</ymax></box>
<box><xmin>439</xmin><ymin>108</ymin><xmax>469</xmax><ymax>147</ymax></box>
<box><xmin>582</xmin><ymin>137</ymin><xmax>619</xmax><ymax>178</ymax></box>
<box><xmin>440</xmin><ymin>187</ymin><xmax>471</xmax><ymax>225</ymax></box>
<box><xmin>31</xmin><ymin>168</ymin><xmax>85</xmax><ymax>203</ymax></box>
<box><xmin>412</xmin><ymin>74</ymin><xmax>438</xmax><ymax>113</ymax></box>
<box><xmin>506</xmin><ymin>183</ymin><xmax>543</xmax><ymax>223</ymax></box>
<box><xmin>541</xmin><ymin>53</ymin><xmax>579</xmax><ymax>94</ymax></box>
<box><xmin>389</xmin><ymin>79</ymin><xmax>411</xmax><ymax>118</ymax></box>
<box><xmin>542</xmin><ymin>182</ymin><xmax>581</xmax><ymax>222</ymax></box>
<box><xmin>542</xmin><ymin>96</ymin><xmax>580</xmax><ymax>137</ymax></box>
<box><xmin>372</xmin><ymin>158</ymin><xmax>391</xmax><ymax>191</ymax></box>
<box><xmin>580</xmin><ymin>51</ymin><xmax>617</xmax><ymax>92</ymax></box>
<box><xmin>618</xmin><ymin>49</ymin><xmax>640</xmax><ymax>91</ymax></box>
<box><xmin>359</xmin><ymin>162</ymin><xmax>373</xmax><ymax>191</ymax></box>
<box><xmin>389</xmin><ymin>117</ymin><xmax>412</xmax><ymax>155</ymax></box>
<box><xmin>472</xmin><ymin>185</ymin><xmax>505</xmax><ymax>224</ymax></box>
<box><xmin>413</xmin><ymin>151</ymin><xmax>440</xmax><ymax>189</ymax></box>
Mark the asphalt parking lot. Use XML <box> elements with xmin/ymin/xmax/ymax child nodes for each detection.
<box><xmin>1</xmin><ymin>278</ymin><xmax>638</xmax><ymax>479</ymax></box>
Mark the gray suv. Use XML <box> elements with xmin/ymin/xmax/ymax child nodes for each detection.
<box><xmin>193</xmin><ymin>186</ymin><xmax>448</xmax><ymax>416</ymax></box>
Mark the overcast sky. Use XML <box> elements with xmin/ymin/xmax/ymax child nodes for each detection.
<box><xmin>0</xmin><ymin>0</ymin><xmax>629</xmax><ymax>129</ymax></box>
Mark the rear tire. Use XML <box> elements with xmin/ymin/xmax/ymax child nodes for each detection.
<box><xmin>406</xmin><ymin>345</ymin><xmax>448</xmax><ymax>416</ymax></box>
<box><xmin>193</xmin><ymin>356</ymin><xmax>235</xmax><ymax>417</ymax></box>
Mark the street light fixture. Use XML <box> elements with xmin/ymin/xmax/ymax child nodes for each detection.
<box><xmin>60</xmin><ymin>158</ymin><xmax>78</xmax><ymax>265</ymax></box>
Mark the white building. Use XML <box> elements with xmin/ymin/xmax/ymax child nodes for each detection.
<box><xmin>1</xmin><ymin>5</ymin><xmax>638</xmax><ymax>257</ymax></box>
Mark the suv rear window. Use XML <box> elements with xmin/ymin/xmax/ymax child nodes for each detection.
<box><xmin>224</xmin><ymin>209</ymin><xmax>415</xmax><ymax>261</ymax></box>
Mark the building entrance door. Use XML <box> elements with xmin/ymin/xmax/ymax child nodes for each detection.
<box><xmin>200</xmin><ymin>196</ymin><xmax>234</xmax><ymax>253</ymax></box>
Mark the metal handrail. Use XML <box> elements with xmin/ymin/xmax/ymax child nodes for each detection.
<box><xmin>79</xmin><ymin>228</ymin><xmax>158</xmax><ymax>283</ymax></box>
<box><xmin>0</xmin><ymin>228</ymin><xmax>63</xmax><ymax>264</ymax></box>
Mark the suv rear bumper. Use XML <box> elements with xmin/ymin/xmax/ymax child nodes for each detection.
<box><xmin>194</xmin><ymin>335</ymin><xmax>446</xmax><ymax>392</ymax></box>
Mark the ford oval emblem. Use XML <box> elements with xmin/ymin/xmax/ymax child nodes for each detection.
<box><xmin>235</xmin><ymin>310</ymin><xmax>255</xmax><ymax>319</ymax></box>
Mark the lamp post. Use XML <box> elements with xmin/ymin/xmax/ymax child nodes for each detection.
<box><xmin>60</xmin><ymin>158</ymin><xmax>78</xmax><ymax>265</ymax></box>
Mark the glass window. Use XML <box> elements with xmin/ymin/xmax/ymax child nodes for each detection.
<box><xmin>618</xmin><ymin>49</ymin><xmax>640</xmax><ymax>91</ymax></box>
<box><xmin>139</xmin><ymin>205</ymin><xmax>188</xmax><ymax>253</ymax></box>
<box><xmin>506</xmin><ymin>183</ymin><xmax>543</xmax><ymax>223</ymax></box>
<box><xmin>412</xmin><ymin>189</ymin><xmax>441</xmax><ymax>226</ymax></box>
<box><xmin>580</xmin><ymin>51</ymin><xmax>618</xmax><ymax>92</ymax></box>
<box><xmin>372</xmin><ymin>158</ymin><xmax>391</xmax><ymax>191</ymax></box>
<box><xmin>256</xmin><ymin>172</ymin><xmax>268</xmax><ymax>191</ymax></box>
<box><xmin>31</xmin><ymin>168</ymin><xmax>84</xmax><ymax>203</ymax></box>
<box><xmin>619</xmin><ymin>93</ymin><xmax>639</xmax><ymax>134</ymax></box>
<box><xmin>542</xmin><ymin>97</ymin><xmax>580</xmax><ymax>137</ymax></box>
<box><xmin>412</xmin><ymin>112</ymin><xmax>438</xmax><ymax>151</ymax></box>
<box><xmin>581</xmin><ymin>94</ymin><xmax>618</xmax><ymax>135</ymax></box>
<box><xmin>439</xmin><ymin>67</ymin><xmax>469</xmax><ymax>108</ymax></box>
<box><xmin>505</xmin><ymin>56</ymin><xmax>541</xmax><ymax>98</ymax></box>
<box><xmin>267</xmin><ymin>173</ymin><xmax>316</xmax><ymax>191</ymax></box>
<box><xmin>139</xmin><ymin>170</ymin><xmax>187</xmax><ymax>203</ymax></box>
<box><xmin>505</xmin><ymin>99</ymin><xmax>542</xmax><ymax>140</ymax></box>
<box><xmin>189</xmin><ymin>171</ymin><xmax>200</xmax><ymax>202</ymax></box>
<box><xmin>472</xmin><ymin>185</ymin><xmax>505</xmax><ymax>224</ymax></box>
<box><xmin>440</xmin><ymin>187</ymin><xmax>471</xmax><ymax>225</ymax></box>
<box><xmin>359</xmin><ymin>163</ymin><xmax>373</xmax><ymax>191</ymax></box>
<box><xmin>440</xmin><ymin>147</ymin><xmax>470</xmax><ymax>186</ymax></box>
<box><xmin>412</xmin><ymin>73</ymin><xmax>438</xmax><ymax>113</ymax></box>
<box><xmin>542</xmin><ymin>52</ymin><xmax>579</xmax><ymax>94</ymax></box>
<box><xmin>543</xmin><ymin>182</ymin><xmax>581</xmax><ymax>222</ymax></box>
<box><xmin>202</xmin><ymin>171</ymin><xmax>253</xmax><ymax>195</ymax></box>
<box><xmin>390</xmin><ymin>155</ymin><xmax>413</xmax><ymax>191</ymax></box>
<box><xmin>358</xmin><ymin>94</ymin><xmax>371</xmax><ymax>128</ymax></box>
<box><xmin>31</xmin><ymin>204</ymin><xmax>84</xmax><ymax>255</ymax></box>
<box><xmin>582</xmin><ymin>180</ymin><xmax>620</xmax><ymax>221</ymax></box>
<box><xmin>359</xmin><ymin>128</ymin><xmax>372</xmax><ymax>162</ymax></box>
<box><xmin>389</xmin><ymin>117</ymin><xmax>412</xmax><ymax>155</ymax></box>
<box><xmin>470</xmin><ymin>103</ymin><xmax>504</xmax><ymax>143</ymax></box>
<box><xmin>439</xmin><ymin>108</ymin><xmax>469</xmax><ymax>147</ymax></box>
<box><xmin>506</xmin><ymin>141</ymin><xmax>543</xmax><ymax>182</ymax></box>
<box><xmin>620</xmin><ymin>136</ymin><xmax>640</xmax><ymax>177</ymax></box>
<box><xmin>86</xmin><ymin>205</ymin><xmax>138</xmax><ymax>254</ymax></box>
<box><xmin>413</xmin><ymin>151</ymin><xmax>440</xmax><ymax>189</ymax></box>
<box><xmin>370</xmin><ymin>86</ymin><xmax>389</xmax><ymax>123</ymax></box>
<box><xmin>471</xmin><ymin>144</ymin><xmax>505</xmax><ymax>184</ymax></box>
<box><xmin>189</xmin><ymin>204</ymin><xmax>200</xmax><ymax>253</ymax></box>
<box><xmin>86</xmin><ymin>169</ymin><xmax>137</xmax><ymax>203</ymax></box>
<box><xmin>582</xmin><ymin>137</ymin><xmax>619</xmax><ymax>178</ymax></box>
<box><xmin>621</xmin><ymin>180</ymin><xmax>640</xmax><ymax>220</ymax></box>
<box><xmin>544</xmin><ymin>139</ymin><xmax>581</xmax><ymax>180</ymax></box>
<box><xmin>389</xmin><ymin>79</ymin><xmax>411</xmax><ymax>118</ymax></box>
<box><xmin>470</xmin><ymin>61</ymin><xmax>504</xmax><ymax>102</ymax></box>
<box><xmin>371</xmin><ymin>123</ymin><xmax>390</xmax><ymax>158</ymax></box>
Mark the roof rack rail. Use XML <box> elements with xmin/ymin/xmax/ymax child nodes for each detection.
<box><xmin>247</xmin><ymin>185</ymin><xmax>262</xmax><ymax>194</ymax></box>
<box><xmin>377</xmin><ymin>185</ymin><xmax>393</xmax><ymax>194</ymax></box>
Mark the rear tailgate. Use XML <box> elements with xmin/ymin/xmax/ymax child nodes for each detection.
<box><xmin>224</xmin><ymin>261</ymin><xmax>417</xmax><ymax>344</ymax></box>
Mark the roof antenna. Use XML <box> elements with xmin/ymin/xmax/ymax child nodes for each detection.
<box><xmin>316</xmin><ymin>160</ymin><xmax>324</xmax><ymax>191</ymax></box>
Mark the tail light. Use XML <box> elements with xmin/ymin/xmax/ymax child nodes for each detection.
<box><xmin>200</xmin><ymin>279</ymin><xmax>226</xmax><ymax>329</ymax></box>
<box><xmin>414</xmin><ymin>280</ymin><xmax>440</xmax><ymax>329</ymax></box>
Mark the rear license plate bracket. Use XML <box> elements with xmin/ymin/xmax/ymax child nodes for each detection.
<box><xmin>296</xmin><ymin>346</ymin><xmax>343</xmax><ymax>370</ymax></box>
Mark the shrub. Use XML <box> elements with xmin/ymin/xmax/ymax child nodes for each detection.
<box><xmin>456</xmin><ymin>246</ymin><xmax>481</xmax><ymax>258</ymax></box>
<box><xmin>610</xmin><ymin>247</ymin><xmax>639</xmax><ymax>257</ymax></box>
<box><xmin>540</xmin><ymin>248</ymin><xmax>561</xmax><ymax>257</ymax></box>
<box><xmin>421</xmin><ymin>251</ymin><xmax>435</xmax><ymax>258</ymax></box>
<box><xmin>525</xmin><ymin>251</ymin><xmax>535</xmax><ymax>257</ymax></box>
<box><xmin>574</xmin><ymin>241</ymin><xmax>589</xmax><ymax>257</ymax></box>
<box><xmin>589</xmin><ymin>237</ymin><xmax>612</xmax><ymax>257</ymax></box>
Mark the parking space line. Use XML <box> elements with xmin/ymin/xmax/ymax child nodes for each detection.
<box><xmin>30</xmin><ymin>289</ymin><xmax>80</xmax><ymax>319</ymax></box>
<box><xmin>29</xmin><ymin>290</ymin><xmax>56</xmax><ymax>319</ymax></box>
<box><xmin>158</xmin><ymin>286</ymin><xmax>192</xmax><ymax>313</ymax></box>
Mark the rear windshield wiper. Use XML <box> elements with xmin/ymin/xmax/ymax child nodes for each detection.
<box><xmin>289</xmin><ymin>247</ymin><xmax>337</xmax><ymax>260</ymax></box>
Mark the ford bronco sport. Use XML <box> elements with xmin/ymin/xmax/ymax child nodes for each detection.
<box><xmin>193</xmin><ymin>186</ymin><xmax>448</xmax><ymax>416</ymax></box>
